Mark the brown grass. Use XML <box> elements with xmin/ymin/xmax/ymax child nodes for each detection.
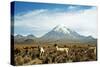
<box><xmin>14</xmin><ymin>43</ymin><xmax>97</xmax><ymax>65</ymax></box>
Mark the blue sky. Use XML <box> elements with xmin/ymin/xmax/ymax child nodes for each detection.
<box><xmin>12</xmin><ymin>1</ymin><xmax>93</xmax><ymax>15</ymax></box>
<box><xmin>12</xmin><ymin>1</ymin><xmax>97</xmax><ymax>38</ymax></box>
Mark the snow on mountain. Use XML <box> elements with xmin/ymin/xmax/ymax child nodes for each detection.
<box><xmin>40</xmin><ymin>24</ymin><xmax>96</xmax><ymax>43</ymax></box>
<box><xmin>53</xmin><ymin>24</ymin><xmax>70</xmax><ymax>34</ymax></box>
<box><xmin>14</xmin><ymin>25</ymin><xmax>96</xmax><ymax>44</ymax></box>
<box><xmin>41</xmin><ymin>24</ymin><xmax>78</xmax><ymax>40</ymax></box>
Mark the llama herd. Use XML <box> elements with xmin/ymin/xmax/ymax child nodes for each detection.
<box><xmin>38</xmin><ymin>44</ymin><xmax>69</xmax><ymax>56</ymax></box>
<box><xmin>14</xmin><ymin>44</ymin><xmax>97</xmax><ymax>65</ymax></box>
<box><xmin>39</xmin><ymin>44</ymin><xmax>96</xmax><ymax>56</ymax></box>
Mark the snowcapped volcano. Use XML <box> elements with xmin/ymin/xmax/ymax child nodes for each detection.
<box><xmin>14</xmin><ymin>25</ymin><xmax>96</xmax><ymax>44</ymax></box>
<box><xmin>53</xmin><ymin>24</ymin><xmax>70</xmax><ymax>34</ymax></box>
<box><xmin>40</xmin><ymin>24</ymin><xmax>96</xmax><ymax>43</ymax></box>
<box><xmin>40</xmin><ymin>24</ymin><xmax>80</xmax><ymax>41</ymax></box>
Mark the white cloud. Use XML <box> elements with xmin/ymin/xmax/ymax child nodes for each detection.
<box><xmin>67</xmin><ymin>5</ymin><xmax>79</xmax><ymax>11</ymax></box>
<box><xmin>14</xmin><ymin>7</ymin><xmax>97</xmax><ymax>38</ymax></box>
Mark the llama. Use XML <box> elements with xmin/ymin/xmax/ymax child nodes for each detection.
<box><xmin>55</xmin><ymin>45</ymin><xmax>69</xmax><ymax>55</ymax></box>
<box><xmin>39</xmin><ymin>47</ymin><xmax>45</xmax><ymax>56</ymax></box>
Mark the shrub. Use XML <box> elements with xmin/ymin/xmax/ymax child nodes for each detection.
<box><xmin>15</xmin><ymin>56</ymin><xmax>24</xmax><ymax>65</ymax></box>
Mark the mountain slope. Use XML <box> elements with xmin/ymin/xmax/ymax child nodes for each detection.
<box><xmin>14</xmin><ymin>25</ymin><xmax>97</xmax><ymax>44</ymax></box>
<box><xmin>40</xmin><ymin>25</ymin><xmax>96</xmax><ymax>43</ymax></box>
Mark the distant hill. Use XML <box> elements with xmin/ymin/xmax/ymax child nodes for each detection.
<box><xmin>14</xmin><ymin>34</ymin><xmax>36</xmax><ymax>44</ymax></box>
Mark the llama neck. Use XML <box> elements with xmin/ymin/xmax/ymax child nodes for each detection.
<box><xmin>56</xmin><ymin>46</ymin><xmax>58</xmax><ymax>50</ymax></box>
<box><xmin>41</xmin><ymin>47</ymin><xmax>43</xmax><ymax>50</ymax></box>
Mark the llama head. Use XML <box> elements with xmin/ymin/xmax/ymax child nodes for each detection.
<box><xmin>55</xmin><ymin>46</ymin><xmax>58</xmax><ymax>49</ymax></box>
<box><xmin>54</xmin><ymin>44</ymin><xmax>57</xmax><ymax>47</ymax></box>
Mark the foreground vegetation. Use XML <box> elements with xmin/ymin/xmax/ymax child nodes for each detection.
<box><xmin>14</xmin><ymin>43</ymin><xmax>97</xmax><ymax>65</ymax></box>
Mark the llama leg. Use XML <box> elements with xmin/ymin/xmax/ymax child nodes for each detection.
<box><xmin>41</xmin><ymin>52</ymin><xmax>42</xmax><ymax>56</ymax></box>
<box><xmin>42</xmin><ymin>52</ymin><xmax>44</xmax><ymax>56</ymax></box>
<box><xmin>42</xmin><ymin>52</ymin><xmax>43</xmax><ymax>56</ymax></box>
<box><xmin>66</xmin><ymin>51</ymin><xmax>68</xmax><ymax>55</ymax></box>
<box><xmin>67</xmin><ymin>51</ymin><xmax>68</xmax><ymax>55</ymax></box>
<box><xmin>40</xmin><ymin>52</ymin><xmax>41</xmax><ymax>56</ymax></box>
